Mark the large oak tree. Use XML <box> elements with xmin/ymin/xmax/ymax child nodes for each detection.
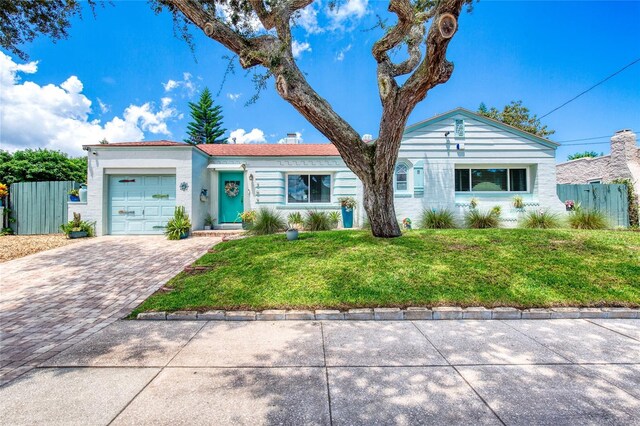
<box><xmin>1</xmin><ymin>0</ymin><xmax>472</xmax><ymax>237</ymax></box>
<box><xmin>155</xmin><ymin>0</ymin><xmax>472</xmax><ymax>237</ymax></box>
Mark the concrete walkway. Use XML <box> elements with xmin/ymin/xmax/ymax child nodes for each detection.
<box><xmin>1</xmin><ymin>319</ymin><xmax>638</xmax><ymax>425</ymax></box>
<box><xmin>0</xmin><ymin>236</ymin><xmax>218</xmax><ymax>386</ymax></box>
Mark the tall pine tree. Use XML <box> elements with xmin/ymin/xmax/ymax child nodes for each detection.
<box><xmin>184</xmin><ymin>88</ymin><xmax>227</xmax><ymax>144</ymax></box>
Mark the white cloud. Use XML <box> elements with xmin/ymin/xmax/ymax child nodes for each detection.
<box><xmin>0</xmin><ymin>52</ymin><xmax>180</xmax><ymax>156</ymax></box>
<box><xmin>278</xmin><ymin>132</ymin><xmax>303</xmax><ymax>144</ymax></box>
<box><xmin>335</xmin><ymin>44</ymin><xmax>352</xmax><ymax>61</ymax></box>
<box><xmin>227</xmin><ymin>128</ymin><xmax>267</xmax><ymax>144</ymax></box>
<box><xmin>97</xmin><ymin>98</ymin><xmax>109</xmax><ymax>114</ymax></box>
<box><xmin>296</xmin><ymin>3</ymin><xmax>322</xmax><ymax>34</ymax></box>
<box><xmin>227</xmin><ymin>93</ymin><xmax>241</xmax><ymax>101</ymax></box>
<box><xmin>217</xmin><ymin>4</ymin><xmax>264</xmax><ymax>33</ymax></box>
<box><xmin>162</xmin><ymin>72</ymin><xmax>196</xmax><ymax>96</ymax></box>
<box><xmin>292</xmin><ymin>40</ymin><xmax>312</xmax><ymax>58</ymax></box>
<box><xmin>327</xmin><ymin>0</ymin><xmax>369</xmax><ymax>29</ymax></box>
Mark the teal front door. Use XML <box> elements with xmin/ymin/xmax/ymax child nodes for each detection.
<box><xmin>218</xmin><ymin>172</ymin><xmax>244</xmax><ymax>223</ymax></box>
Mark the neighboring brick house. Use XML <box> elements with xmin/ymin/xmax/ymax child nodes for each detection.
<box><xmin>556</xmin><ymin>129</ymin><xmax>639</xmax><ymax>195</ymax></box>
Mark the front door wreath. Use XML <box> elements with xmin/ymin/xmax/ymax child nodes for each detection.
<box><xmin>225</xmin><ymin>181</ymin><xmax>240</xmax><ymax>198</ymax></box>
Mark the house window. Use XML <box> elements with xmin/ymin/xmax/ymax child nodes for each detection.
<box><xmin>588</xmin><ymin>179</ymin><xmax>602</xmax><ymax>184</ymax></box>
<box><xmin>395</xmin><ymin>164</ymin><xmax>408</xmax><ymax>191</ymax></box>
<box><xmin>287</xmin><ymin>174</ymin><xmax>331</xmax><ymax>203</ymax></box>
<box><xmin>455</xmin><ymin>119</ymin><xmax>465</xmax><ymax>138</ymax></box>
<box><xmin>455</xmin><ymin>168</ymin><xmax>528</xmax><ymax>192</ymax></box>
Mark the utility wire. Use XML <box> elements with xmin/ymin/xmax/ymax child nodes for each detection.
<box><xmin>555</xmin><ymin>135</ymin><xmax>611</xmax><ymax>143</ymax></box>
<box><xmin>539</xmin><ymin>57</ymin><xmax>640</xmax><ymax>119</ymax></box>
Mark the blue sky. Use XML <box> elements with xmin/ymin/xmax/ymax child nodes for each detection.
<box><xmin>0</xmin><ymin>0</ymin><xmax>638</xmax><ymax>162</ymax></box>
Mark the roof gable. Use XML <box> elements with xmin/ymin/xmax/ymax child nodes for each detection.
<box><xmin>403</xmin><ymin>107</ymin><xmax>559</xmax><ymax>149</ymax></box>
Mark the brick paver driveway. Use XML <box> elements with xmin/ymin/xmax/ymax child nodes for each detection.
<box><xmin>0</xmin><ymin>236</ymin><xmax>218</xmax><ymax>386</ymax></box>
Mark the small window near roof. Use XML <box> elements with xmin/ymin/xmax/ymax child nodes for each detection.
<box><xmin>395</xmin><ymin>164</ymin><xmax>408</xmax><ymax>191</ymax></box>
<box><xmin>455</xmin><ymin>119</ymin><xmax>465</xmax><ymax>138</ymax></box>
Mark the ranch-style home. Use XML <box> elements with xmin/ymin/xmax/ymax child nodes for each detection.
<box><xmin>73</xmin><ymin>107</ymin><xmax>565</xmax><ymax>236</ymax></box>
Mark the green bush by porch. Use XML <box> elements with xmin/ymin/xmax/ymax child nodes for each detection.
<box><xmin>132</xmin><ymin>229</ymin><xmax>640</xmax><ymax>315</ymax></box>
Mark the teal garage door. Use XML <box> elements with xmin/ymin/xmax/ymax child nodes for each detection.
<box><xmin>109</xmin><ymin>175</ymin><xmax>176</xmax><ymax>235</ymax></box>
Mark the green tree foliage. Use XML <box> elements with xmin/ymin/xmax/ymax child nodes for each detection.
<box><xmin>567</xmin><ymin>151</ymin><xmax>602</xmax><ymax>161</ymax></box>
<box><xmin>184</xmin><ymin>88</ymin><xmax>227</xmax><ymax>144</ymax></box>
<box><xmin>0</xmin><ymin>149</ymin><xmax>87</xmax><ymax>185</ymax></box>
<box><xmin>478</xmin><ymin>101</ymin><xmax>555</xmax><ymax>138</ymax></box>
<box><xmin>0</xmin><ymin>0</ymin><xmax>97</xmax><ymax>60</ymax></box>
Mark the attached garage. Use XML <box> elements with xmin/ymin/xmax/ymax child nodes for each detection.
<box><xmin>108</xmin><ymin>175</ymin><xmax>176</xmax><ymax>235</ymax></box>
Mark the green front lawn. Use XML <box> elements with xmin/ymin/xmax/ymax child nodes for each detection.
<box><xmin>132</xmin><ymin>229</ymin><xmax>640</xmax><ymax>315</ymax></box>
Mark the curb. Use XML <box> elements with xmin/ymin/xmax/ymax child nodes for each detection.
<box><xmin>137</xmin><ymin>307</ymin><xmax>640</xmax><ymax>321</ymax></box>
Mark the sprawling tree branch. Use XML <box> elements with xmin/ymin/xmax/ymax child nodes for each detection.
<box><xmin>159</xmin><ymin>0</ymin><xmax>470</xmax><ymax>237</ymax></box>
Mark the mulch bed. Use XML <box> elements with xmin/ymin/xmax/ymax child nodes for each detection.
<box><xmin>0</xmin><ymin>234</ymin><xmax>79</xmax><ymax>262</ymax></box>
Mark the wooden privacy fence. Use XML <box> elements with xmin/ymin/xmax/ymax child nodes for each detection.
<box><xmin>9</xmin><ymin>181</ymin><xmax>78</xmax><ymax>235</ymax></box>
<box><xmin>556</xmin><ymin>184</ymin><xmax>629</xmax><ymax>228</ymax></box>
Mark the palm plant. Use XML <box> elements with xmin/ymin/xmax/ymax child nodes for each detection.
<box><xmin>464</xmin><ymin>208</ymin><xmax>500</xmax><ymax>229</ymax></box>
<box><xmin>304</xmin><ymin>210</ymin><xmax>333</xmax><ymax>231</ymax></box>
<box><xmin>420</xmin><ymin>209</ymin><xmax>456</xmax><ymax>229</ymax></box>
<box><xmin>521</xmin><ymin>210</ymin><xmax>561</xmax><ymax>229</ymax></box>
<box><xmin>165</xmin><ymin>206</ymin><xmax>191</xmax><ymax>240</ymax></box>
<box><xmin>568</xmin><ymin>209</ymin><xmax>608</xmax><ymax>230</ymax></box>
<box><xmin>251</xmin><ymin>208</ymin><xmax>286</xmax><ymax>235</ymax></box>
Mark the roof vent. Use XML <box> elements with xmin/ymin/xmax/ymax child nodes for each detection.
<box><xmin>615</xmin><ymin>129</ymin><xmax>632</xmax><ymax>134</ymax></box>
<box><xmin>362</xmin><ymin>134</ymin><xmax>373</xmax><ymax>142</ymax></box>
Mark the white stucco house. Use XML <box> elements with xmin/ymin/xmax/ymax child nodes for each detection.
<box><xmin>71</xmin><ymin>108</ymin><xmax>565</xmax><ymax>236</ymax></box>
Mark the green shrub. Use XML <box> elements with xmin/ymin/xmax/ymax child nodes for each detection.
<box><xmin>464</xmin><ymin>208</ymin><xmax>500</xmax><ymax>229</ymax></box>
<box><xmin>251</xmin><ymin>208</ymin><xmax>286</xmax><ymax>235</ymax></box>
<box><xmin>569</xmin><ymin>209</ymin><xmax>608</xmax><ymax>230</ymax></box>
<box><xmin>521</xmin><ymin>210</ymin><xmax>561</xmax><ymax>229</ymax></box>
<box><xmin>60</xmin><ymin>212</ymin><xmax>95</xmax><ymax>237</ymax></box>
<box><xmin>287</xmin><ymin>211</ymin><xmax>303</xmax><ymax>225</ymax></box>
<box><xmin>305</xmin><ymin>210</ymin><xmax>333</xmax><ymax>231</ymax></box>
<box><xmin>419</xmin><ymin>209</ymin><xmax>456</xmax><ymax>229</ymax></box>
<box><xmin>328</xmin><ymin>211</ymin><xmax>341</xmax><ymax>228</ymax></box>
<box><xmin>165</xmin><ymin>206</ymin><xmax>191</xmax><ymax>240</ymax></box>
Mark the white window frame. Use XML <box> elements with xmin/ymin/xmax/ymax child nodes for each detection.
<box><xmin>285</xmin><ymin>173</ymin><xmax>333</xmax><ymax>204</ymax></box>
<box><xmin>394</xmin><ymin>163</ymin><xmax>410</xmax><ymax>193</ymax></box>
<box><xmin>454</xmin><ymin>166</ymin><xmax>530</xmax><ymax>193</ymax></box>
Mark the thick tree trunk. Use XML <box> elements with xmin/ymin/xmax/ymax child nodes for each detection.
<box><xmin>362</xmin><ymin>176</ymin><xmax>401</xmax><ymax>238</ymax></box>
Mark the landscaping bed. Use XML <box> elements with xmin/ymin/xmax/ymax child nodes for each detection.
<box><xmin>132</xmin><ymin>229</ymin><xmax>640</xmax><ymax>315</ymax></box>
<box><xmin>0</xmin><ymin>234</ymin><xmax>79</xmax><ymax>262</ymax></box>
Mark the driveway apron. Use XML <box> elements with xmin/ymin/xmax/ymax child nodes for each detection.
<box><xmin>0</xmin><ymin>236</ymin><xmax>217</xmax><ymax>386</ymax></box>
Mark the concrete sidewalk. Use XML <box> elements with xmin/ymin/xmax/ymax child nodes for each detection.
<box><xmin>1</xmin><ymin>319</ymin><xmax>639</xmax><ymax>425</ymax></box>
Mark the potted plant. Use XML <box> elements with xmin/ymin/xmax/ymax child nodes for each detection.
<box><xmin>0</xmin><ymin>182</ymin><xmax>7</xmax><ymax>207</ymax></box>
<box><xmin>60</xmin><ymin>212</ymin><xmax>94</xmax><ymax>239</ymax></box>
<box><xmin>68</xmin><ymin>188</ymin><xmax>80</xmax><ymax>202</ymax></box>
<box><xmin>287</xmin><ymin>211</ymin><xmax>304</xmax><ymax>230</ymax></box>
<box><xmin>565</xmin><ymin>200</ymin><xmax>575</xmax><ymax>211</ymax></box>
<box><xmin>402</xmin><ymin>217</ymin><xmax>412</xmax><ymax>230</ymax></box>
<box><xmin>165</xmin><ymin>206</ymin><xmax>191</xmax><ymax>240</ymax></box>
<box><xmin>238</xmin><ymin>210</ymin><xmax>256</xmax><ymax>230</ymax></box>
<box><xmin>338</xmin><ymin>197</ymin><xmax>356</xmax><ymax>228</ymax></box>
<box><xmin>513</xmin><ymin>195</ymin><xmax>524</xmax><ymax>210</ymax></box>
<box><xmin>285</xmin><ymin>223</ymin><xmax>299</xmax><ymax>241</ymax></box>
<box><xmin>204</xmin><ymin>214</ymin><xmax>214</xmax><ymax>230</ymax></box>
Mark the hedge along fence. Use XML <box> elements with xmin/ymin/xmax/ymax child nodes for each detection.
<box><xmin>9</xmin><ymin>181</ymin><xmax>79</xmax><ymax>235</ymax></box>
<box><xmin>556</xmin><ymin>184</ymin><xmax>629</xmax><ymax>228</ymax></box>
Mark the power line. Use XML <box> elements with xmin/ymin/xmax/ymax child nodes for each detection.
<box><xmin>539</xmin><ymin>57</ymin><xmax>640</xmax><ymax>119</ymax></box>
<box><xmin>555</xmin><ymin>135</ymin><xmax>611</xmax><ymax>143</ymax></box>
